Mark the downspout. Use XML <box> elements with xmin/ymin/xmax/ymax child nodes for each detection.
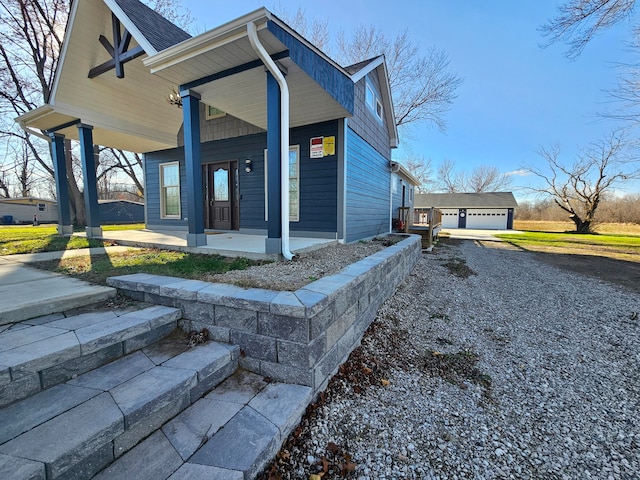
<box><xmin>247</xmin><ymin>21</ymin><xmax>294</xmax><ymax>260</ymax></box>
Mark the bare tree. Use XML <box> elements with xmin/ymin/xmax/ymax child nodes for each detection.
<box><xmin>273</xmin><ymin>7</ymin><xmax>462</xmax><ymax>132</ymax></box>
<box><xmin>337</xmin><ymin>26</ymin><xmax>463</xmax><ymax>130</ymax></box>
<box><xmin>273</xmin><ymin>4</ymin><xmax>330</xmax><ymax>52</ymax></box>
<box><xmin>540</xmin><ymin>0</ymin><xmax>636</xmax><ymax>59</ymax></box>
<box><xmin>0</xmin><ymin>0</ymin><xmax>189</xmax><ymax>222</ymax></box>
<box><xmin>435</xmin><ymin>160</ymin><xmax>511</xmax><ymax>193</ymax></box>
<box><xmin>466</xmin><ymin>165</ymin><xmax>512</xmax><ymax>193</ymax></box>
<box><xmin>0</xmin><ymin>168</ymin><xmax>10</xmax><ymax>197</ymax></box>
<box><xmin>401</xmin><ymin>156</ymin><xmax>433</xmax><ymax>193</ymax></box>
<box><xmin>436</xmin><ymin>159</ymin><xmax>463</xmax><ymax>193</ymax></box>
<box><xmin>527</xmin><ymin>130</ymin><xmax>639</xmax><ymax>233</ymax></box>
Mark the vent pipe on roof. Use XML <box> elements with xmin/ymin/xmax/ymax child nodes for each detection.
<box><xmin>247</xmin><ymin>21</ymin><xmax>294</xmax><ymax>260</ymax></box>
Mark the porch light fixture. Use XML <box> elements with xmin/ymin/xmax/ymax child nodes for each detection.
<box><xmin>245</xmin><ymin>158</ymin><xmax>253</xmax><ymax>173</ymax></box>
<box><xmin>166</xmin><ymin>87</ymin><xmax>182</xmax><ymax>108</ymax></box>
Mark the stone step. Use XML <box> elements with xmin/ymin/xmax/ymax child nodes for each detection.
<box><xmin>0</xmin><ymin>305</ymin><xmax>182</xmax><ymax>408</ymax></box>
<box><xmin>0</xmin><ymin>337</ymin><xmax>239</xmax><ymax>480</ymax></box>
<box><xmin>0</xmin><ymin>260</ymin><xmax>117</xmax><ymax>326</ymax></box>
<box><xmin>93</xmin><ymin>370</ymin><xmax>312</xmax><ymax>480</ymax></box>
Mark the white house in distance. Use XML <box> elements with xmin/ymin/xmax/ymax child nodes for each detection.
<box><xmin>415</xmin><ymin>192</ymin><xmax>517</xmax><ymax>230</ymax></box>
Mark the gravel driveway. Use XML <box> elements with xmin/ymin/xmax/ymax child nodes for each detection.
<box><xmin>262</xmin><ymin>239</ymin><xmax>640</xmax><ymax>479</ymax></box>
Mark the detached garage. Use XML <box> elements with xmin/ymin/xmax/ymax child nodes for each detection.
<box><xmin>415</xmin><ymin>192</ymin><xmax>517</xmax><ymax>230</ymax></box>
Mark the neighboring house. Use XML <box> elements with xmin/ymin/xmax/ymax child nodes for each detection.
<box><xmin>16</xmin><ymin>0</ymin><xmax>401</xmax><ymax>252</ymax></box>
<box><xmin>0</xmin><ymin>198</ymin><xmax>144</xmax><ymax>225</ymax></box>
<box><xmin>390</xmin><ymin>162</ymin><xmax>420</xmax><ymax>228</ymax></box>
<box><xmin>0</xmin><ymin>198</ymin><xmax>58</xmax><ymax>224</ymax></box>
<box><xmin>98</xmin><ymin>200</ymin><xmax>144</xmax><ymax>224</ymax></box>
<box><xmin>415</xmin><ymin>192</ymin><xmax>518</xmax><ymax>230</ymax></box>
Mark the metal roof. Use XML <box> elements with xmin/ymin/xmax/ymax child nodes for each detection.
<box><xmin>415</xmin><ymin>192</ymin><xmax>518</xmax><ymax>208</ymax></box>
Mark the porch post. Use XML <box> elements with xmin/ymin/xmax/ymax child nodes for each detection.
<box><xmin>77</xmin><ymin>124</ymin><xmax>102</xmax><ymax>238</ymax></box>
<box><xmin>265</xmin><ymin>71</ymin><xmax>282</xmax><ymax>254</ymax></box>
<box><xmin>181</xmin><ymin>89</ymin><xmax>206</xmax><ymax>246</ymax></box>
<box><xmin>48</xmin><ymin>133</ymin><xmax>73</xmax><ymax>235</ymax></box>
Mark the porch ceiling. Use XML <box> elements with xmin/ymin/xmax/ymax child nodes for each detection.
<box><xmin>16</xmin><ymin>5</ymin><xmax>351</xmax><ymax>153</ymax></box>
<box><xmin>144</xmin><ymin>11</ymin><xmax>352</xmax><ymax>130</ymax></box>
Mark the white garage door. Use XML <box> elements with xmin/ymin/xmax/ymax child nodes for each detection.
<box><xmin>466</xmin><ymin>209</ymin><xmax>508</xmax><ymax>229</ymax></box>
<box><xmin>441</xmin><ymin>209</ymin><xmax>459</xmax><ymax>228</ymax></box>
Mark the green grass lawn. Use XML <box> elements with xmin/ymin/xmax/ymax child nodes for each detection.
<box><xmin>0</xmin><ymin>224</ymin><xmax>261</xmax><ymax>285</ymax></box>
<box><xmin>496</xmin><ymin>231</ymin><xmax>640</xmax><ymax>261</ymax></box>
<box><xmin>34</xmin><ymin>248</ymin><xmax>259</xmax><ymax>286</ymax></box>
<box><xmin>0</xmin><ymin>224</ymin><xmax>144</xmax><ymax>255</ymax></box>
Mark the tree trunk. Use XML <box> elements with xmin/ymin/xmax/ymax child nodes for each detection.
<box><xmin>64</xmin><ymin>139</ymin><xmax>86</xmax><ymax>226</ymax></box>
<box><xmin>570</xmin><ymin>214</ymin><xmax>591</xmax><ymax>234</ymax></box>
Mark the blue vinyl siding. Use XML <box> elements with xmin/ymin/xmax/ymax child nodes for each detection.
<box><xmin>144</xmin><ymin>122</ymin><xmax>339</xmax><ymax>234</ymax></box>
<box><xmin>292</xmin><ymin>122</ymin><xmax>338</xmax><ymax>232</ymax></box>
<box><xmin>390</xmin><ymin>174</ymin><xmax>415</xmax><ymax>223</ymax></box>
<box><xmin>345</xmin><ymin>128</ymin><xmax>390</xmax><ymax>242</ymax></box>
<box><xmin>267</xmin><ymin>21</ymin><xmax>353</xmax><ymax>115</ymax></box>
<box><xmin>349</xmin><ymin>73</ymin><xmax>392</xmax><ymax>160</ymax></box>
<box><xmin>144</xmin><ymin>149</ymin><xmax>188</xmax><ymax>229</ymax></box>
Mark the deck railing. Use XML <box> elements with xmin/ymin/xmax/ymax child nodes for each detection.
<box><xmin>397</xmin><ymin>207</ymin><xmax>442</xmax><ymax>249</ymax></box>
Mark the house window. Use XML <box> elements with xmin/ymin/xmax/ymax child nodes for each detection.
<box><xmin>365</xmin><ymin>79</ymin><xmax>383</xmax><ymax>122</ymax></box>
<box><xmin>160</xmin><ymin>162</ymin><xmax>180</xmax><ymax>219</ymax></box>
<box><xmin>264</xmin><ymin>145</ymin><xmax>300</xmax><ymax>222</ymax></box>
<box><xmin>37</xmin><ymin>203</ymin><xmax>47</xmax><ymax>212</ymax></box>
<box><xmin>205</xmin><ymin>105</ymin><xmax>226</xmax><ymax>120</ymax></box>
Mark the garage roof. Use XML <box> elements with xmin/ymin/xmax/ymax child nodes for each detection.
<box><xmin>415</xmin><ymin>192</ymin><xmax>518</xmax><ymax>208</ymax></box>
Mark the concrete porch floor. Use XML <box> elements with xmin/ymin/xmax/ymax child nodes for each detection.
<box><xmin>76</xmin><ymin>229</ymin><xmax>337</xmax><ymax>260</ymax></box>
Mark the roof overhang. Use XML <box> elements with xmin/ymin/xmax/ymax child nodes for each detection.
<box><xmin>15</xmin><ymin>3</ymin><xmax>356</xmax><ymax>153</ymax></box>
<box><xmin>144</xmin><ymin>8</ymin><xmax>352</xmax><ymax>131</ymax></box>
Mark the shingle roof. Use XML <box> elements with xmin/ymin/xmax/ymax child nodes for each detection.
<box><xmin>113</xmin><ymin>0</ymin><xmax>191</xmax><ymax>52</ymax></box>
<box><xmin>415</xmin><ymin>192</ymin><xmax>518</xmax><ymax>208</ymax></box>
<box><xmin>344</xmin><ymin>57</ymin><xmax>380</xmax><ymax>75</ymax></box>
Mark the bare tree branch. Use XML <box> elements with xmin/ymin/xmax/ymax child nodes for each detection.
<box><xmin>540</xmin><ymin>0</ymin><xmax>636</xmax><ymax>59</ymax></box>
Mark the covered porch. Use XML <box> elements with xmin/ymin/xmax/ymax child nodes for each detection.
<box><xmin>76</xmin><ymin>229</ymin><xmax>335</xmax><ymax>261</ymax></box>
<box><xmin>16</xmin><ymin>2</ymin><xmax>353</xmax><ymax>259</ymax></box>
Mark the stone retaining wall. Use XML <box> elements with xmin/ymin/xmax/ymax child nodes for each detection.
<box><xmin>107</xmin><ymin>234</ymin><xmax>421</xmax><ymax>392</ymax></box>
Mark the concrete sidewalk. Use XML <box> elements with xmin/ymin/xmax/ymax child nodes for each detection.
<box><xmin>0</xmin><ymin>247</ymin><xmax>133</xmax><ymax>326</ymax></box>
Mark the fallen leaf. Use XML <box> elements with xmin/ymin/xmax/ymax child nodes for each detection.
<box><xmin>309</xmin><ymin>475</ymin><xmax>323</xmax><ymax>480</ymax></box>
<box><xmin>321</xmin><ymin>456</ymin><xmax>329</xmax><ymax>473</ymax></box>
<box><xmin>327</xmin><ymin>442</ymin><xmax>340</xmax><ymax>454</ymax></box>
<box><xmin>277</xmin><ymin>450</ymin><xmax>290</xmax><ymax>460</ymax></box>
<box><xmin>362</xmin><ymin>366</ymin><xmax>373</xmax><ymax>374</ymax></box>
<box><xmin>381</xmin><ymin>378</ymin><xmax>390</xmax><ymax>386</ymax></box>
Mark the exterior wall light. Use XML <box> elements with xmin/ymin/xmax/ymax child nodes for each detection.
<box><xmin>245</xmin><ymin>158</ymin><xmax>253</xmax><ymax>173</ymax></box>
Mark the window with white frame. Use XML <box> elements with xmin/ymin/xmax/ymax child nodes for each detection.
<box><xmin>365</xmin><ymin>79</ymin><xmax>383</xmax><ymax>122</ymax></box>
<box><xmin>37</xmin><ymin>203</ymin><xmax>47</xmax><ymax>212</ymax></box>
<box><xmin>205</xmin><ymin>105</ymin><xmax>226</xmax><ymax>120</ymax></box>
<box><xmin>160</xmin><ymin>162</ymin><xmax>181</xmax><ymax>219</ymax></box>
<box><xmin>264</xmin><ymin>145</ymin><xmax>300</xmax><ymax>222</ymax></box>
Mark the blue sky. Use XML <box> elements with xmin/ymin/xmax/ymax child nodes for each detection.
<box><xmin>183</xmin><ymin>0</ymin><xmax>639</xmax><ymax>200</ymax></box>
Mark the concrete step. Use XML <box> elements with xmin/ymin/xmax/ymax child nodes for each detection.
<box><xmin>0</xmin><ymin>304</ymin><xmax>181</xmax><ymax>408</ymax></box>
<box><xmin>94</xmin><ymin>370</ymin><xmax>312</xmax><ymax>480</ymax></box>
<box><xmin>0</xmin><ymin>260</ymin><xmax>116</xmax><ymax>326</ymax></box>
<box><xmin>0</xmin><ymin>336</ymin><xmax>239</xmax><ymax>480</ymax></box>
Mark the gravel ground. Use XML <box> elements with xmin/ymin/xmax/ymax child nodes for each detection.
<box><xmin>204</xmin><ymin>237</ymin><xmax>397</xmax><ymax>291</ymax></box>
<box><xmin>260</xmin><ymin>238</ymin><xmax>640</xmax><ymax>480</ymax></box>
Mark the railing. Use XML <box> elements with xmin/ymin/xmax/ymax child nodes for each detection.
<box><xmin>396</xmin><ymin>207</ymin><xmax>442</xmax><ymax>250</ymax></box>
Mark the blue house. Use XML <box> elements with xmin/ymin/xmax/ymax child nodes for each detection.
<box><xmin>16</xmin><ymin>0</ymin><xmax>402</xmax><ymax>257</ymax></box>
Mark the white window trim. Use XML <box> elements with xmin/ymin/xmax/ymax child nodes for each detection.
<box><xmin>365</xmin><ymin>79</ymin><xmax>384</xmax><ymax>122</ymax></box>
<box><xmin>205</xmin><ymin>105</ymin><xmax>226</xmax><ymax>120</ymax></box>
<box><xmin>160</xmin><ymin>161</ymin><xmax>181</xmax><ymax>219</ymax></box>
<box><xmin>264</xmin><ymin>145</ymin><xmax>300</xmax><ymax>222</ymax></box>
